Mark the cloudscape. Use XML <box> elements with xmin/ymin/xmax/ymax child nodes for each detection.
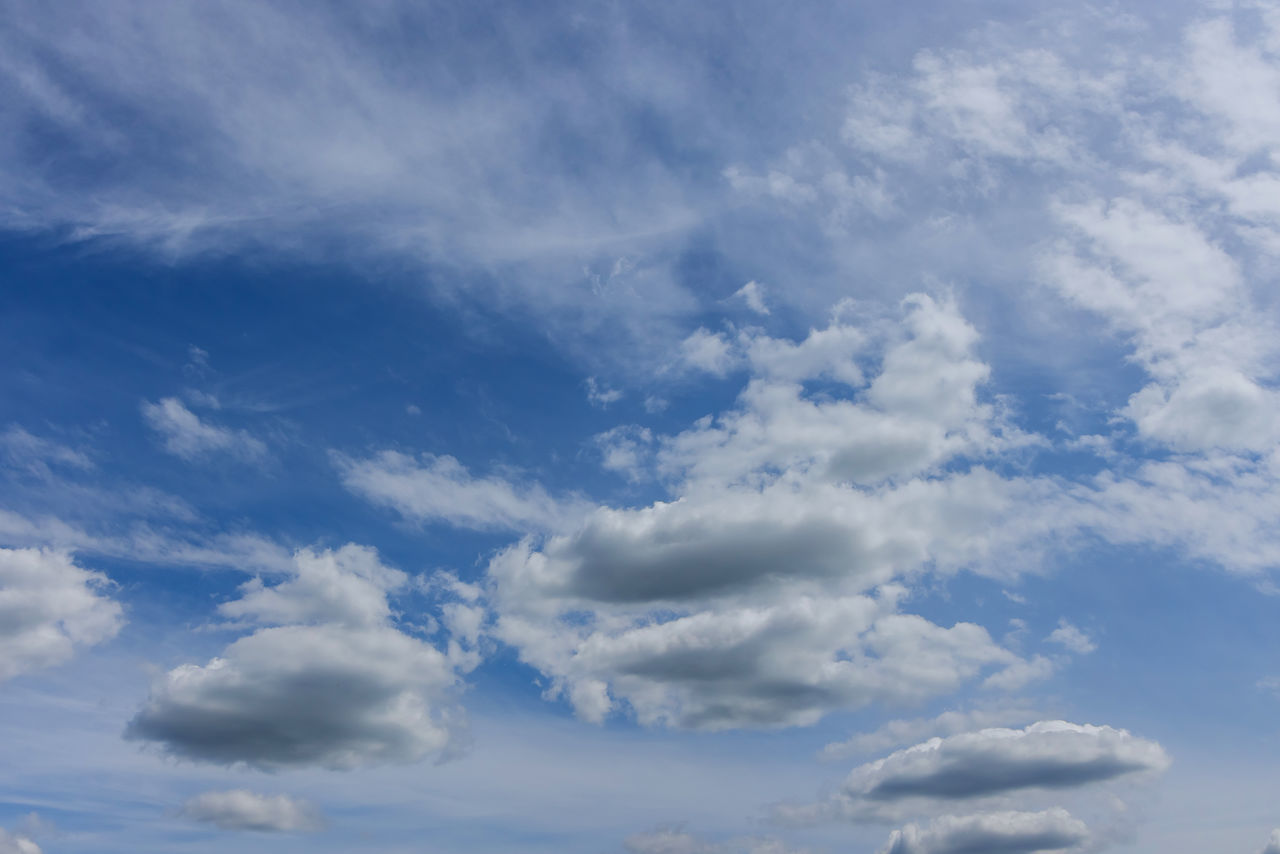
<box><xmin>1</xmin><ymin>1</ymin><xmax>1279</xmax><ymax>852</ymax></box>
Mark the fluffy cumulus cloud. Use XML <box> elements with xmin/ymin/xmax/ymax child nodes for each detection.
<box><xmin>1261</xmin><ymin>829</ymin><xmax>1280</xmax><ymax>854</ymax></box>
<box><xmin>778</xmin><ymin>2</ymin><xmax>1280</xmax><ymax>580</ymax></box>
<box><xmin>877</xmin><ymin>809</ymin><xmax>1088</xmax><ymax>854</ymax></box>
<box><xmin>127</xmin><ymin>545</ymin><xmax>471</xmax><ymax>769</ymax></box>
<box><xmin>786</xmin><ymin>721</ymin><xmax>1169</xmax><ymax>823</ymax></box>
<box><xmin>0</xmin><ymin>547</ymin><xmax>123</xmax><ymax>681</ymax></box>
<box><xmin>141</xmin><ymin>398</ymin><xmax>266</xmax><ymax>462</ymax></box>
<box><xmin>484</xmin><ymin>296</ymin><xmax>1060</xmax><ymax>730</ymax></box>
<box><xmin>180</xmin><ymin>789</ymin><xmax>324</xmax><ymax>832</ymax></box>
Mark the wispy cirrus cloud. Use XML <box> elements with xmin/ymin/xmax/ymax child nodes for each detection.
<box><xmin>142</xmin><ymin>397</ymin><xmax>267</xmax><ymax>462</ymax></box>
<box><xmin>333</xmin><ymin>450</ymin><xmax>583</xmax><ymax>532</ymax></box>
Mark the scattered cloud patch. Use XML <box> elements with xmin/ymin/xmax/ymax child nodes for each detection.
<box><xmin>983</xmin><ymin>655</ymin><xmax>1056</xmax><ymax>692</ymax></box>
<box><xmin>126</xmin><ymin>545</ymin><xmax>469</xmax><ymax>770</ymax></box>
<box><xmin>334</xmin><ymin>450</ymin><xmax>576</xmax><ymax>532</ymax></box>
<box><xmin>489</xmin><ymin>296</ymin><xmax>1053</xmax><ymax>730</ymax></box>
<box><xmin>822</xmin><ymin>705</ymin><xmax>1043</xmax><ymax>759</ymax></box>
<box><xmin>733</xmin><ymin>281</ymin><xmax>770</xmax><ymax>316</ymax></box>
<box><xmin>0</xmin><ymin>427</ymin><xmax>92</xmax><ymax>477</ymax></box>
<box><xmin>183</xmin><ymin>345</ymin><xmax>211</xmax><ymax>379</ymax></box>
<box><xmin>587</xmin><ymin>377</ymin><xmax>624</xmax><ymax>408</ymax></box>
<box><xmin>785</xmin><ymin>721</ymin><xmax>1169</xmax><ymax>823</ymax></box>
<box><xmin>1046</xmin><ymin>620</ymin><xmax>1095</xmax><ymax>655</ymax></box>
<box><xmin>680</xmin><ymin>327</ymin><xmax>736</xmax><ymax>376</ymax></box>
<box><xmin>1256</xmin><ymin>676</ymin><xmax>1280</xmax><ymax>698</ymax></box>
<box><xmin>877</xmin><ymin>809</ymin><xmax>1088</xmax><ymax>854</ymax></box>
<box><xmin>0</xmin><ymin>828</ymin><xmax>40</xmax><ymax>854</ymax></box>
<box><xmin>180</xmin><ymin>790</ymin><xmax>324</xmax><ymax>832</ymax></box>
<box><xmin>0</xmin><ymin>547</ymin><xmax>123</xmax><ymax>681</ymax></box>
<box><xmin>594</xmin><ymin>425</ymin><xmax>655</xmax><ymax>482</ymax></box>
<box><xmin>141</xmin><ymin>398</ymin><xmax>266</xmax><ymax>462</ymax></box>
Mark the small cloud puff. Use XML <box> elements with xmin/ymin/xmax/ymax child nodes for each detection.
<box><xmin>733</xmin><ymin>280</ymin><xmax>770</xmax><ymax>315</ymax></box>
<box><xmin>1046</xmin><ymin>619</ymin><xmax>1096</xmax><ymax>655</ymax></box>
<box><xmin>180</xmin><ymin>790</ymin><xmax>324</xmax><ymax>832</ymax></box>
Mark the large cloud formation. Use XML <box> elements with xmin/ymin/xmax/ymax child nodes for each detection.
<box><xmin>0</xmin><ymin>547</ymin><xmax>123</xmax><ymax>681</ymax></box>
<box><xmin>758</xmin><ymin>4</ymin><xmax>1280</xmax><ymax>579</ymax></box>
<box><xmin>127</xmin><ymin>545</ymin><xmax>471</xmax><ymax>769</ymax></box>
<box><xmin>485</xmin><ymin>295</ymin><xmax>1053</xmax><ymax>729</ymax></box>
<box><xmin>786</xmin><ymin>721</ymin><xmax>1169</xmax><ymax>823</ymax></box>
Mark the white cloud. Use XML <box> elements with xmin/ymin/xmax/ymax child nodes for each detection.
<box><xmin>126</xmin><ymin>545</ymin><xmax>469</xmax><ymax>770</ymax></box>
<box><xmin>0</xmin><ymin>427</ymin><xmax>92</xmax><ymax>476</ymax></box>
<box><xmin>0</xmin><ymin>507</ymin><xmax>296</xmax><ymax>576</ymax></box>
<box><xmin>0</xmin><ymin>547</ymin><xmax>123</xmax><ymax>681</ymax></box>
<box><xmin>141</xmin><ymin>397</ymin><xmax>267</xmax><ymax>461</ymax></box>
<box><xmin>0</xmin><ymin>829</ymin><xmax>40</xmax><ymax>854</ymax></box>
<box><xmin>785</xmin><ymin>721</ymin><xmax>1169</xmax><ymax>823</ymax></box>
<box><xmin>822</xmin><ymin>3</ymin><xmax>1280</xmax><ymax>584</ymax></box>
<box><xmin>982</xmin><ymin>655</ymin><xmax>1056</xmax><ymax>693</ymax></box>
<box><xmin>733</xmin><ymin>281</ymin><xmax>770</xmax><ymax>315</ymax></box>
<box><xmin>821</xmin><ymin>705</ymin><xmax>1042</xmax><ymax>759</ymax></box>
<box><xmin>1046</xmin><ymin>620</ymin><xmax>1095</xmax><ymax>655</ymax></box>
<box><xmin>180</xmin><ymin>789</ymin><xmax>324</xmax><ymax>832</ymax></box>
<box><xmin>0</xmin><ymin>1</ymin><xmax>745</xmax><ymax>369</ymax></box>
<box><xmin>488</xmin><ymin>296</ymin><xmax>1053</xmax><ymax>730</ymax></box>
<box><xmin>496</xmin><ymin>589</ymin><xmax>1017</xmax><ymax>729</ymax></box>
<box><xmin>218</xmin><ymin>544</ymin><xmax>407</xmax><ymax>629</ymax></box>
<box><xmin>680</xmin><ymin>327</ymin><xmax>736</xmax><ymax>376</ymax></box>
<box><xmin>594</xmin><ymin>425</ymin><xmax>655</xmax><ymax>482</ymax></box>
<box><xmin>877</xmin><ymin>809</ymin><xmax>1088</xmax><ymax>854</ymax></box>
<box><xmin>1260</xmin><ymin>828</ymin><xmax>1280</xmax><ymax>854</ymax></box>
<box><xmin>587</xmin><ymin>377</ymin><xmax>625</xmax><ymax>408</ymax></box>
<box><xmin>1256</xmin><ymin>676</ymin><xmax>1280</xmax><ymax>698</ymax></box>
<box><xmin>333</xmin><ymin>450</ymin><xmax>576</xmax><ymax>532</ymax></box>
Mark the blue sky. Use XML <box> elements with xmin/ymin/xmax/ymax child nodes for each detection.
<box><xmin>2</xmin><ymin>1</ymin><xmax>1280</xmax><ymax>852</ymax></box>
